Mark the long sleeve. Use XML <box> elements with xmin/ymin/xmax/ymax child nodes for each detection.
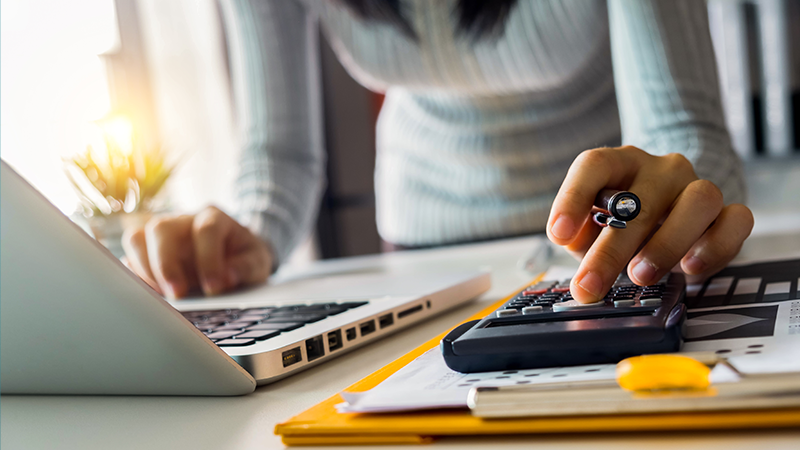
<box><xmin>219</xmin><ymin>0</ymin><xmax>325</xmax><ymax>265</ymax></box>
<box><xmin>608</xmin><ymin>0</ymin><xmax>746</xmax><ymax>204</ymax></box>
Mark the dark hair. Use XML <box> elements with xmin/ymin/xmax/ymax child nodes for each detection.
<box><xmin>337</xmin><ymin>0</ymin><xmax>519</xmax><ymax>41</ymax></box>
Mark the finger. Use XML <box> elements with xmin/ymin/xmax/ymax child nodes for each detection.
<box><xmin>681</xmin><ymin>203</ymin><xmax>754</xmax><ymax>278</ymax></box>
<box><xmin>628</xmin><ymin>180</ymin><xmax>724</xmax><ymax>285</ymax></box>
<box><xmin>547</xmin><ymin>147</ymin><xmax>645</xmax><ymax>245</ymax></box>
<box><xmin>145</xmin><ymin>215</ymin><xmax>194</xmax><ymax>299</ymax></box>
<box><xmin>564</xmin><ymin>214</ymin><xmax>602</xmax><ymax>259</ymax></box>
<box><xmin>570</xmin><ymin>154</ymin><xmax>696</xmax><ymax>303</ymax></box>
<box><xmin>227</xmin><ymin>238</ymin><xmax>272</xmax><ymax>287</ymax></box>
<box><xmin>121</xmin><ymin>227</ymin><xmax>162</xmax><ymax>293</ymax></box>
<box><xmin>192</xmin><ymin>207</ymin><xmax>233</xmax><ymax>296</ymax></box>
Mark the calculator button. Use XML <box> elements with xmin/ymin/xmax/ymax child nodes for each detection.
<box><xmin>496</xmin><ymin>309</ymin><xmax>520</xmax><ymax>318</ymax></box>
<box><xmin>640</xmin><ymin>298</ymin><xmax>662</xmax><ymax>307</ymax></box>
<box><xmin>551</xmin><ymin>286</ymin><xmax>571</xmax><ymax>293</ymax></box>
<box><xmin>614</xmin><ymin>299</ymin><xmax>635</xmax><ymax>308</ymax></box>
<box><xmin>521</xmin><ymin>306</ymin><xmax>543</xmax><ymax>314</ymax></box>
<box><xmin>552</xmin><ymin>300</ymin><xmax>605</xmax><ymax>312</ymax></box>
<box><xmin>523</xmin><ymin>288</ymin><xmax>548</xmax><ymax>295</ymax></box>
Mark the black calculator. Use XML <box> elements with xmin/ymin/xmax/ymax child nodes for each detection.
<box><xmin>441</xmin><ymin>272</ymin><xmax>687</xmax><ymax>373</ymax></box>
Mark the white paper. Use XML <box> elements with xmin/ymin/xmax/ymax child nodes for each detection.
<box><xmin>337</xmin><ymin>349</ymin><xmax>617</xmax><ymax>413</ymax></box>
<box><xmin>337</xmin><ymin>267</ymin><xmax>800</xmax><ymax>414</ymax></box>
<box><xmin>727</xmin><ymin>342</ymin><xmax>800</xmax><ymax>375</ymax></box>
<box><xmin>708</xmin><ymin>363</ymin><xmax>742</xmax><ymax>384</ymax></box>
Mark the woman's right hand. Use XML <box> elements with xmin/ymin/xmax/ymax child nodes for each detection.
<box><xmin>122</xmin><ymin>206</ymin><xmax>273</xmax><ymax>299</ymax></box>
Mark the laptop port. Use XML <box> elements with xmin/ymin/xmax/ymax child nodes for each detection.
<box><xmin>398</xmin><ymin>304</ymin><xmax>423</xmax><ymax>319</ymax></box>
<box><xmin>345</xmin><ymin>327</ymin><xmax>357</xmax><ymax>341</ymax></box>
<box><xmin>282</xmin><ymin>347</ymin><xmax>302</xmax><ymax>367</ymax></box>
<box><xmin>378</xmin><ymin>313</ymin><xmax>394</xmax><ymax>329</ymax></box>
<box><xmin>360</xmin><ymin>320</ymin><xmax>376</xmax><ymax>336</ymax></box>
<box><xmin>327</xmin><ymin>329</ymin><xmax>343</xmax><ymax>352</ymax></box>
<box><xmin>305</xmin><ymin>335</ymin><xmax>325</xmax><ymax>362</ymax></box>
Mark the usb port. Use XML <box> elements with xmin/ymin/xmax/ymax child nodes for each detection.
<box><xmin>345</xmin><ymin>327</ymin><xmax>357</xmax><ymax>341</ymax></box>
<box><xmin>359</xmin><ymin>320</ymin><xmax>376</xmax><ymax>336</ymax></box>
<box><xmin>305</xmin><ymin>335</ymin><xmax>325</xmax><ymax>362</ymax></box>
<box><xmin>282</xmin><ymin>347</ymin><xmax>302</xmax><ymax>367</ymax></box>
<box><xmin>327</xmin><ymin>329</ymin><xmax>343</xmax><ymax>352</ymax></box>
<box><xmin>379</xmin><ymin>313</ymin><xmax>394</xmax><ymax>329</ymax></box>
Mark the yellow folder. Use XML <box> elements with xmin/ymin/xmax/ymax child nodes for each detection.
<box><xmin>274</xmin><ymin>277</ymin><xmax>800</xmax><ymax>446</ymax></box>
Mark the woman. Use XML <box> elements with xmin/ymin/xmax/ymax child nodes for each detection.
<box><xmin>122</xmin><ymin>0</ymin><xmax>753</xmax><ymax>304</ymax></box>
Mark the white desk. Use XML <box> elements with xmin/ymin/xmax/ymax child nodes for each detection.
<box><xmin>4</xmin><ymin>160</ymin><xmax>800</xmax><ymax>449</ymax></box>
<box><xmin>3</xmin><ymin>230</ymin><xmax>800</xmax><ymax>450</ymax></box>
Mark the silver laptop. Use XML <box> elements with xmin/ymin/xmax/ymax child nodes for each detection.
<box><xmin>0</xmin><ymin>160</ymin><xmax>490</xmax><ymax>395</ymax></box>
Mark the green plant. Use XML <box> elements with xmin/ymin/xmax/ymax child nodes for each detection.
<box><xmin>65</xmin><ymin>118</ymin><xmax>175</xmax><ymax>216</ymax></box>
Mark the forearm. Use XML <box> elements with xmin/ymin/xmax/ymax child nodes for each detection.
<box><xmin>235</xmin><ymin>145</ymin><xmax>325</xmax><ymax>266</ymax></box>
<box><xmin>220</xmin><ymin>0</ymin><xmax>326</xmax><ymax>265</ymax></box>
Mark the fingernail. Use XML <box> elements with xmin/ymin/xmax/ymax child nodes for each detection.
<box><xmin>684</xmin><ymin>255</ymin><xmax>707</xmax><ymax>274</ymax></box>
<box><xmin>575</xmin><ymin>271</ymin><xmax>603</xmax><ymax>299</ymax></box>
<box><xmin>228</xmin><ymin>268</ymin><xmax>240</xmax><ymax>287</ymax></box>
<box><xmin>632</xmin><ymin>260</ymin><xmax>657</xmax><ymax>285</ymax></box>
<box><xmin>551</xmin><ymin>216</ymin><xmax>575</xmax><ymax>241</ymax></box>
<box><xmin>203</xmin><ymin>277</ymin><xmax>223</xmax><ymax>295</ymax></box>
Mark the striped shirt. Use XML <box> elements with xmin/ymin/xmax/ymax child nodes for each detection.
<box><xmin>219</xmin><ymin>0</ymin><xmax>745</xmax><ymax>265</ymax></box>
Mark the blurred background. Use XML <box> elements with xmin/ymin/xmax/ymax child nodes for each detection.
<box><xmin>2</xmin><ymin>0</ymin><xmax>799</xmax><ymax>263</ymax></box>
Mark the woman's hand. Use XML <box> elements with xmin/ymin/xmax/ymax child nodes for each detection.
<box><xmin>547</xmin><ymin>146</ymin><xmax>753</xmax><ymax>304</ymax></box>
<box><xmin>122</xmin><ymin>206</ymin><xmax>273</xmax><ymax>299</ymax></box>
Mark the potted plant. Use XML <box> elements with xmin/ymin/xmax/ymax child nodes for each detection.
<box><xmin>64</xmin><ymin>116</ymin><xmax>175</xmax><ymax>258</ymax></box>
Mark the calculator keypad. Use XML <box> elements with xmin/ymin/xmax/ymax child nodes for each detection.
<box><xmin>493</xmin><ymin>276</ymin><xmax>668</xmax><ymax>319</ymax></box>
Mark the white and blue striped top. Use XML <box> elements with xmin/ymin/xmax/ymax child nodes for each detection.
<box><xmin>218</xmin><ymin>0</ymin><xmax>745</xmax><ymax>265</ymax></box>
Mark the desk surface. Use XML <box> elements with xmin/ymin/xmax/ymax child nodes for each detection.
<box><xmin>4</xmin><ymin>231</ymin><xmax>800</xmax><ymax>450</ymax></box>
<box><xmin>4</xmin><ymin>161</ymin><xmax>800</xmax><ymax>450</ymax></box>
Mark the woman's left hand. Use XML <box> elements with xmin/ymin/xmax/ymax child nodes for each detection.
<box><xmin>547</xmin><ymin>146</ymin><xmax>754</xmax><ymax>304</ymax></box>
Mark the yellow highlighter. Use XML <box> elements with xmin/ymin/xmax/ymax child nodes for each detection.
<box><xmin>616</xmin><ymin>354</ymin><xmax>712</xmax><ymax>392</ymax></box>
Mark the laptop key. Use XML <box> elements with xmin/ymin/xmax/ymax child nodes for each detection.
<box><xmin>303</xmin><ymin>303</ymin><xmax>339</xmax><ymax>310</ymax></box>
<box><xmin>183</xmin><ymin>310</ymin><xmax>213</xmax><ymax>318</ymax></box>
<box><xmin>266</xmin><ymin>313</ymin><xmax>326</xmax><ymax>323</ymax></box>
<box><xmin>241</xmin><ymin>308</ymin><xmax>273</xmax><ymax>315</ymax></box>
<box><xmin>271</xmin><ymin>304</ymin><xmax>306</xmax><ymax>313</ymax></box>
<box><xmin>338</xmin><ymin>301</ymin><xmax>369</xmax><ymax>309</ymax></box>
<box><xmin>236</xmin><ymin>315</ymin><xmax>268</xmax><ymax>322</ymax></box>
<box><xmin>215</xmin><ymin>338</ymin><xmax>255</xmax><ymax>347</ymax></box>
<box><xmin>208</xmin><ymin>315</ymin><xmax>233</xmax><ymax>323</ymax></box>
<box><xmin>236</xmin><ymin>330</ymin><xmax>280</xmax><ymax>341</ymax></box>
<box><xmin>215</xmin><ymin>322</ymin><xmax>254</xmax><ymax>331</ymax></box>
<box><xmin>247</xmin><ymin>322</ymin><xmax>304</xmax><ymax>331</ymax></box>
<box><xmin>206</xmin><ymin>330</ymin><xmax>243</xmax><ymax>340</ymax></box>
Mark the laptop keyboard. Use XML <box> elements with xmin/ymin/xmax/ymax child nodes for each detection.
<box><xmin>182</xmin><ymin>302</ymin><xmax>368</xmax><ymax>347</ymax></box>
